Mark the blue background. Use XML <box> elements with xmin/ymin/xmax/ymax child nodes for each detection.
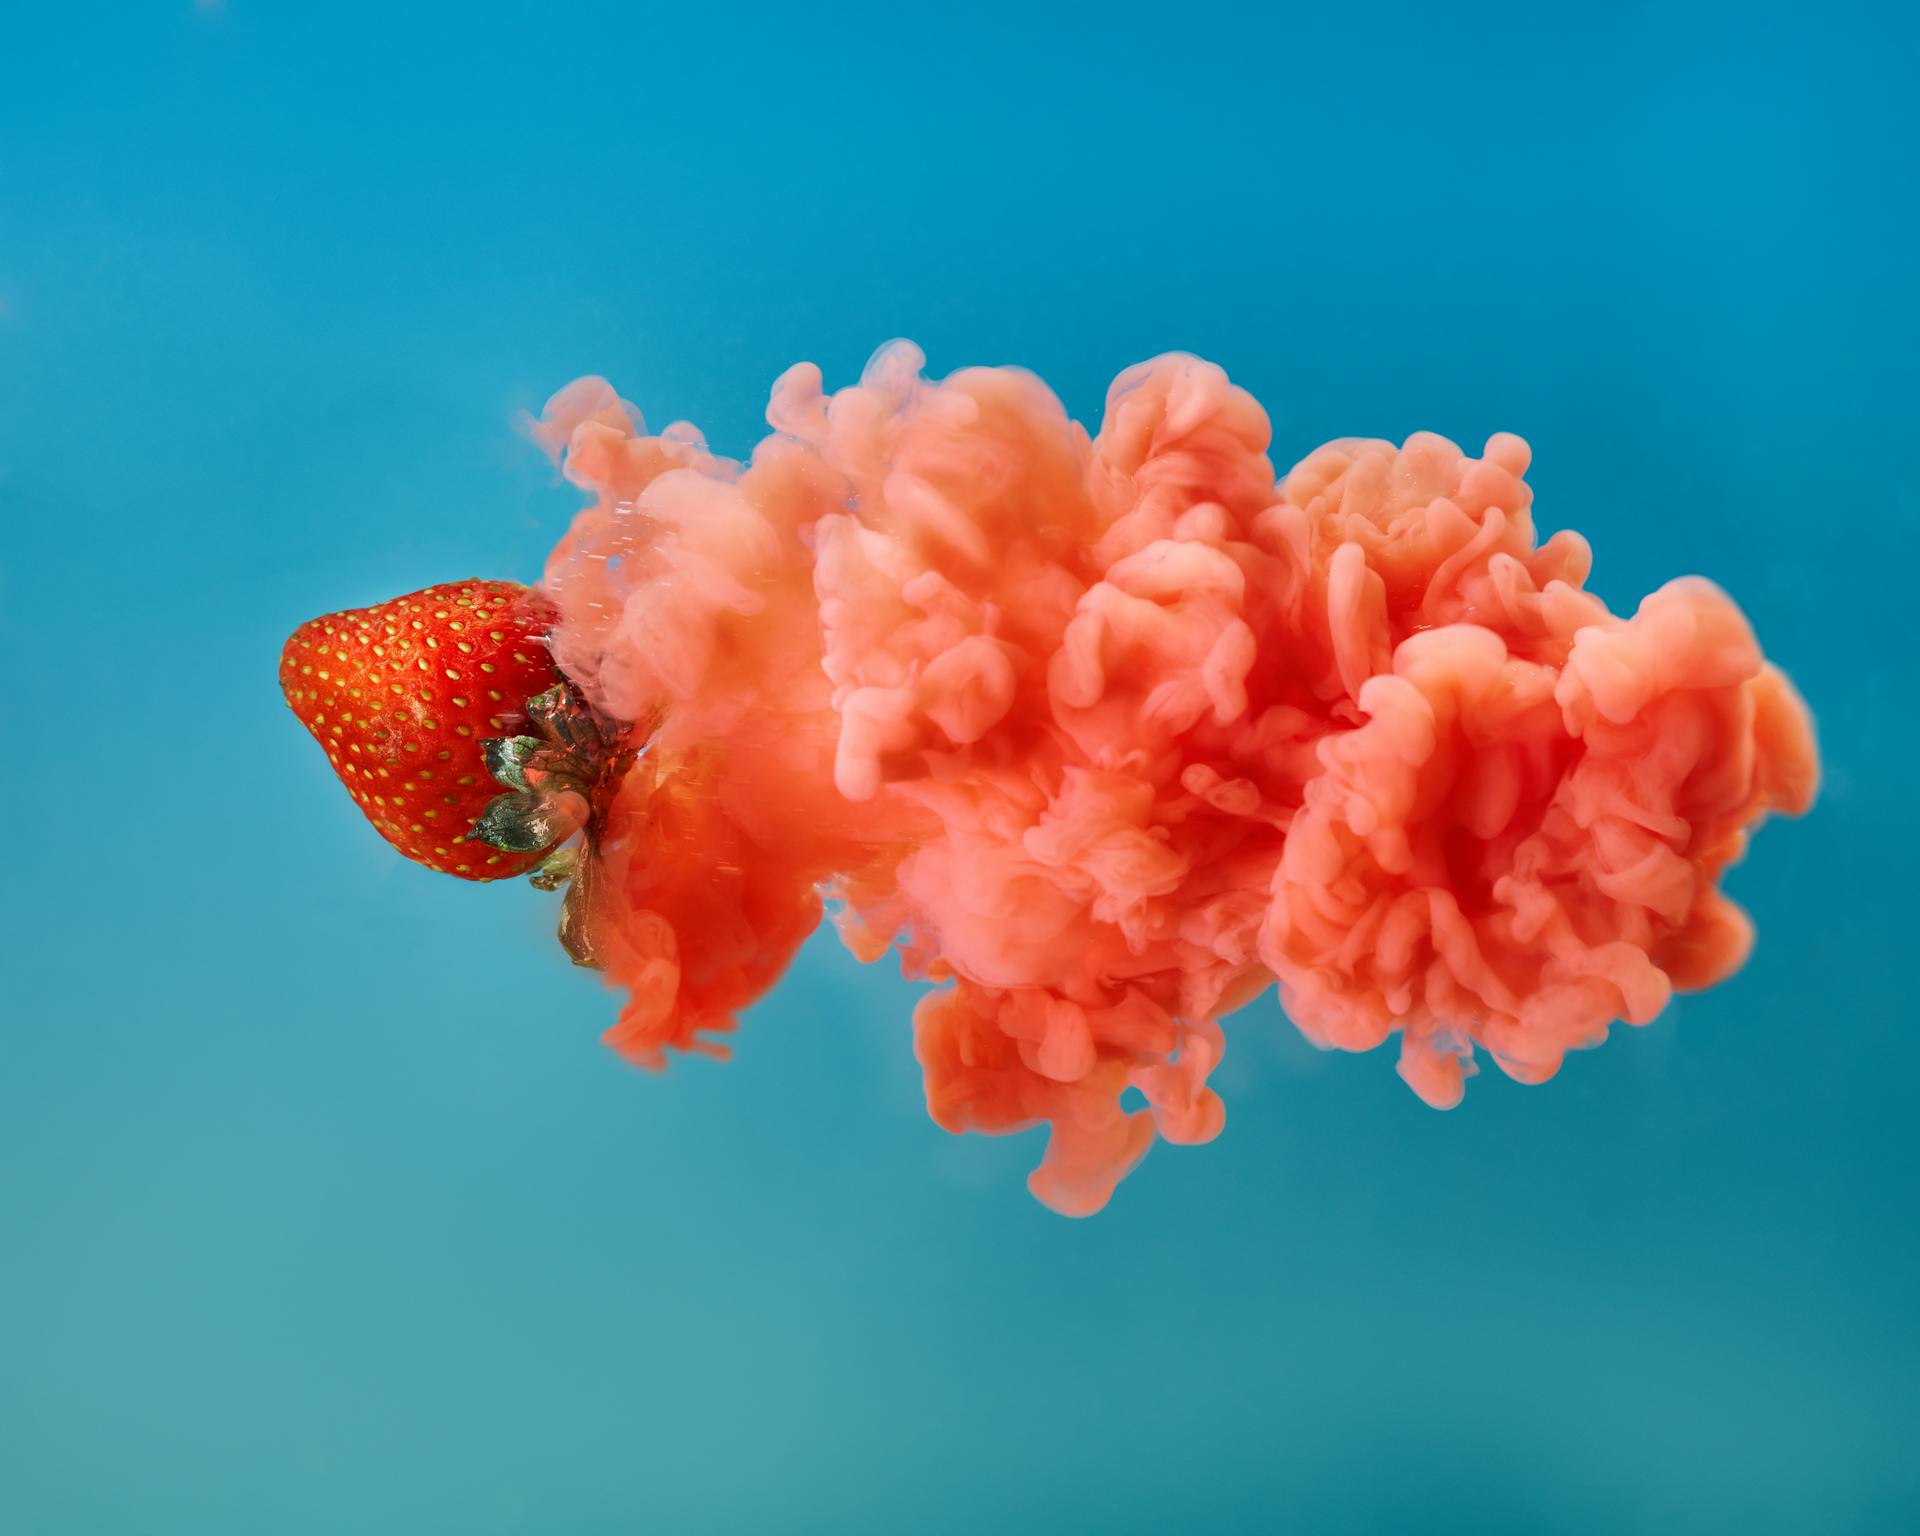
<box><xmin>3</xmin><ymin>3</ymin><xmax>1914</xmax><ymax>1531</ymax></box>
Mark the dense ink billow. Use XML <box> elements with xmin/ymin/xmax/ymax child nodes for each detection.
<box><xmin>286</xmin><ymin>343</ymin><xmax>1818</xmax><ymax>1216</ymax></box>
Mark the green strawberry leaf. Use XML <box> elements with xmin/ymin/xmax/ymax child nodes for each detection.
<box><xmin>481</xmin><ymin>734</ymin><xmax>546</xmax><ymax>792</ymax></box>
<box><xmin>528</xmin><ymin>845</ymin><xmax>579</xmax><ymax>891</ymax></box>
<box><xmin>474</xmin><ymin>791</ymin><xmax>554</xmax><ymax>852</ymax></box>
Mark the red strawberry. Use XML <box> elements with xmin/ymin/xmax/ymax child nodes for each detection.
<box><xmin>278</xmin><ymin>579</ymin><xmax>626</xmax><ymax>886</ymax></box>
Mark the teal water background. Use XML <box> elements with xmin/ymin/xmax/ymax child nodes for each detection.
<box><xmin>3</xmin><ymin>3</ymin><xmax>1915</xmax><ymax>1531</ymax></box>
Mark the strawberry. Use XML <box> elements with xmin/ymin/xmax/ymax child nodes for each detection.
<box><xmin>278</xmin><ymin>580</ymin><xmax>630</xmax><ymax>891</ymax></box>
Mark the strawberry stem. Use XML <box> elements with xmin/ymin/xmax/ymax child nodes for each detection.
<box><xmin>557</xmin><ymin>842</ymin><xmax>608</xmax><ymax>970</ymax></box>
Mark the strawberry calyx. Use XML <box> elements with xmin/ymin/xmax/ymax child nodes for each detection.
<box><xmin>471</xmin><ymin>676</ymin><xmax>652</xmax><ymax>970</ymax></box>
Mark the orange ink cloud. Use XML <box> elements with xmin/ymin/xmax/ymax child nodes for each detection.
<box><xmin>534</xmin><ymin>343</ymin><xmax>1817</xmax><ymax>1215</ymax></box>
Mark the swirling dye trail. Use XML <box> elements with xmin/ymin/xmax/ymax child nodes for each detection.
<box><xmin>533</xmin><ymin>343</ymin><xmax>1817</xmax><ymax>1215</ymax></box>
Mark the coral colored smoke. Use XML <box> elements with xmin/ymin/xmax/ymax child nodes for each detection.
<box><xmin>535</xmin><ymin>343</ymin><xmax>1818</xmax><ymax>1216</ymax></box>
